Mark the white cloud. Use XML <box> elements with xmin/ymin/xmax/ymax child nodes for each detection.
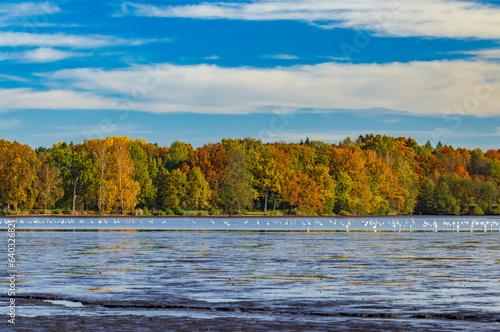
<box><xmin>263</xmin><ymin>54</ymin><xmax>299</xmax><ymax>60</ymax></box>
<box><xmin>0</xmin><ymin>1</ymin><xmax>61</xmax><ymax>27</ymax></box>
<box><xmin>463</xmin><ymin>48</ymin><xmax>500</xmax><ymax>60</ymax></box>
<box><xmin>2</xmin><ymin>60</ymin><xmax>499</xmax><ymax>117</ymax></box>
<box><xmin>0</xmin><ymin>1</ymin><xmax>60</xmax><ymax>17</ymax></box>
<box><xmin>0</xmin><ymin>88</ymin><xmax>115</xmax><ymax>112</ymax></box>
<box><xmin>0</xmin><ymin>47</ymin><xmax>87</xmax><ymax>62</ymax></box>
<box><xmin>0</xmin><ymin>32</ymin><xmax>153</xmax><ymax>48</ymax></box>
<box><xmin>22</xmin><ymin>47</ymin><xmax>85</xmax><ymax>62</ymax></box>
<box><xmin>121</xmin><ymin>0</ymin><xmax>500</xmax><ymax>39</ymax></box>
<box><xmin>39</xmin><ymin>60</ymin><xmax>500</xmax><ymax>116</ymax></box>
<box><xmin>204</xmin><ymin>55</ymin><xmax>220</xmax><ymax>60</ymax></box>
<box><xmin>0</xmin><ymin>73</ymin><xmax>29</xmax><ymax>82</ymax></box>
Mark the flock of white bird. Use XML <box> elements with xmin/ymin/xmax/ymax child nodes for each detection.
<box><xmin>2</xmin><ymin>217</ymin><xmax>500</xmax><ymax>232</ymax></box>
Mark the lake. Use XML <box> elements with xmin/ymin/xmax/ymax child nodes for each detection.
<box><xmin>1</xmin><ymin>216</ymin><xmax>499</xmax><ymax>331</ymax></box>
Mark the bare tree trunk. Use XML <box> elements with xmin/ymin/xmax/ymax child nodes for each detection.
<box><xmin>273</xmin><ymin>193</ymin><xmax>276</xmax><ymax>211</ymax></box>
<box><xmin>263</xmin><ymin>190</ymin><xmax>268</xmax><ymax>212</ymax></box>
<box><xmin>72</xmin><ymin>176</ymin><xmax>78</xmax><ymax>215</ymax></box>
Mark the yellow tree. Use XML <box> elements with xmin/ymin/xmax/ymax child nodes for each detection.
<box><xmin>186</xmin><ymin>167</ymin><xmax>211</xmax><ymax>210</ymax></box>
<box><xmin>85</xmin><ymin>138</ymin><xmax>112</xmax><ymax>212</ymax></box>
<box><xmin>306</xmin><ymin>164</ymin><xmax>336</xmax><ymax>214</ymax></box>
<box><xmin>253</xmin><ymin>152</ymin><xmax>280</xmax><ymax>212</ymax></box>
<box><xmin>158</xmin><ymin>168</ymin><xmax>187</xmax><ymax>211</ymax></box>
<box><xmin>326</xmin><ymin>146</ymin><xmax>372</xmax><ymax>214</ymax></box>
<box><xmin>106</xmin><ymin>137</ymin><xmax>140</xmax><ymax>214</ymax></box>
<box><xmin>101</xmin><ymin>180</ymin><xmax>118</xmax><ymax>214</ymax></box>
<box><xmin>282</xmin><ymin>165</ymin><xmax>335</xmax><ymax>214</ymax></box>
<box><xmin>267</xmin><ymin>143</ymin><xmax>292</xmax><ymax>210</ymax></box>
<box><xmin>35</xmin><ymin>152</ymin><xmax>64</xmax><ymax>212</ymax></box>
<box><xmin>0</xmin><ymin>140</ymin><xmax>39</xmax><ymax>212</ymax></box>
<box><xmin>335</xmin><ymin>171</ymin><xmax>353</xmax><ymax>213</ymax></box>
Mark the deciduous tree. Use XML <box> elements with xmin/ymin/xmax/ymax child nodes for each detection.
<box><xmin>35</xmin><ymin>152</ymin><xmax>63</xmax><ymax>212</ymax></box>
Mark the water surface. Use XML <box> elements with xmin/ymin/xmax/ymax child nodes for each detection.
<box><xmin>2</xmin><ymin>217</ymin><xmax>499</xmax><ymax>331</ymax></box>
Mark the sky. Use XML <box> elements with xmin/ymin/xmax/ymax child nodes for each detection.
<box><xmin>0</xmin><ymin>0</ymin><xmax>499</xmax><ymax>149</ymax></box>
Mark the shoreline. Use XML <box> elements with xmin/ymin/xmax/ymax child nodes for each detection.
<box><xmin>1</xmin><ymin>213</ymin><xmax>498</xmax><ymax>219</ymax></box>
<box><xmin>10</xmin><ymin>293</ymin><xmax>500</xmax><ymax>331</ymax></box>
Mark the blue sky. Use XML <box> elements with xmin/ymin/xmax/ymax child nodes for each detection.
<box><xmin>0</xmin><ymin>0</ymin><xmax>499</xmax><ymax>149</ymax></box>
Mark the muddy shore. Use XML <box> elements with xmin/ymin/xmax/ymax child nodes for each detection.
<box><xmin>11</xmin><ymin>294</ymin><xmax>500</xmax><ymax>331</ymax></box>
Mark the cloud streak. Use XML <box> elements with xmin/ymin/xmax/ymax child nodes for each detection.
<box><xmin>120</xmin><ymin>0</ymin><xmax>500</xmax><ymax>39</ymax></box>
<box><xmin>0</xmin><ymin>47</ymin><xmax>87</xmax><ymax>63</ymax></box>
<box><xmin>35</xmin><ymin>60</ymin><xmax>499</xmax><ymax>116</ymax></box>
<box><xmin>463</xmin><ymin>48</ymin><xmax>500</xmax><ymax>60</ymax></box>
<box><xmin>0</xmin><ymin>88</ymin><xmax>115</xmax><ymax>112</ymax></box>
<box><xmin>0</xmin><ymin>32</ymin><xmax>154</xmax><ymax>48</ymax></box>
<box><xmin>0</xmin><ymin>1</ymin><xmax>60</xmax><ymax>18</ymax></box>
<box><xmin>263</xmin><ymin>54</ymin><xmax>299</xmax><ymax>60</ymax></box>
<box><xmin>22</xmin><ymin>47</ymin><xmax>85</xmax><ymax>62</ymax></box>
<box><xmin>0</xmin><ymin>1</ymin><xmax>61</xmax><ymax>27</ymax></box>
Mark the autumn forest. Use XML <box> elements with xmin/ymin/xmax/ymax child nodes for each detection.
<box><xmin>1</xmin><ymin>135</ymin><xmax>500</xmax><ymax>216</ymax></box>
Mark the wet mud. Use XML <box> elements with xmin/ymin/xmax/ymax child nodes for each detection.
<box><xmin>9</xmin><ymin>294</ymin><xmax>500</xmax><ymax>331</ymax></box>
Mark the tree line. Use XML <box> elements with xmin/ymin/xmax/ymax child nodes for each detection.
<box><xmin>1</xmin><ymin>135</ymin><xmax>499</xmax><ymax>216</ymax></box>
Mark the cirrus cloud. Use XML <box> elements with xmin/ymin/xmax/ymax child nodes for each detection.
<box><xmin>0</xmin><ymin>1</ymin><xmax>60</xmax><ymax>16</ymax></box>
<box><xmin>10</xmin><ymin>59</ymin><xmax>496</xmax><ymax>117</ymax></box>
<box><xmin>0</xmin><ymin>31</ymin><xmax>155</xmax><ymax>48</ymax></box>
<box><xmin>0</xmin><ymin>47</ymin><xmax>88</xmax><ymax>63</ymax></box>
<box><xmin>120</xmin><ymin>0</ymin><xmax>500</xmax><ymax>39</ymax></box>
